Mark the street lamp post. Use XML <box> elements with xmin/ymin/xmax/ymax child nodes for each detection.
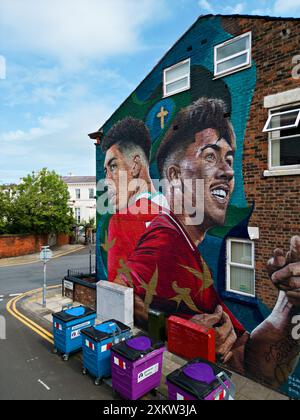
<box><xmin>40</xmin><ymin>246</ymin><xmax>53</xmax><ymax>308</ymax></box>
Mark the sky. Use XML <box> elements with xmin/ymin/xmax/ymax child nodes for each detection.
<box><xmin>0</xmin><ymin>0</ymin><xmax>299</xmax><ymax>184</ymax></box>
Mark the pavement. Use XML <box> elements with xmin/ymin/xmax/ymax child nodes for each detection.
<box><xmin>11</xmin><ymin>285</ymin><xmax>289</xmax><ymax>401</ymax></box>
<box><xmin>0</xmin><ymin>244</ymin><xmax>85</xmax><ymax>268</ymax></box>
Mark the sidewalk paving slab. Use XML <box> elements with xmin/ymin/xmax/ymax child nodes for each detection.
<box><xmin>18</xmin><ymin>286</ymin><xmax>289</xmax><ymax>401</ymax></box>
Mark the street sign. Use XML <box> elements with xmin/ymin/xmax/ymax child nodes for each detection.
<box><xmin>64</xmin><ymin>280</ymin><xmax>74</xmax><ymax>291</ymax></box>
<box><xmin>40</xmin><ymin>248</ymin><xmax>53</xmax><ymax>263</ymax></box>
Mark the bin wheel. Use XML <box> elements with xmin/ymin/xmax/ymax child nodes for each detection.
<box><xmin>52</xmin><ymin>348</ymin><xmax>58</xmax><ymax>355</ymax></box>
<box><xmin>63</xmin><ymin>354</ymin><xmax>69</xmax><ymax>362</ymax></box>
<box><xmin>82</xmin><ymin>368</ymin><xmax>88</xmax><ymax>375</ymax></box>
<box><xmin>94</xmin><ymin>378</ymin><xmax>103</xmax><ymax>386</ymax></box>
<box><xmin>150</xmin><ymin>389</ymin><xmax>157</xmax><ymax>397</ymax></box>
<box><xmin>112</xmin><ymin>390</ymin><xmax>120</xmax><ymax>399</ymax></box>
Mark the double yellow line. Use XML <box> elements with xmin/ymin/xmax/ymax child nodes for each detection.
<box><xmin>6</xmin><ymin>287</ymin><xmax>57</xmax><ymax>345</ymax></box>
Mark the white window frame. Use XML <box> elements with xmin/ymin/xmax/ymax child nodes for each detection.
<box><xmin>214</xmin><ymin>32</ymin><xmax>252</xmax><ymax>78</ymax></box>
<box><xmin>89</xmin><ymin>188</ymin><xmax>95</xmax><ymax>199</ymax></box>
<box><xmin>263</xmin><ymin>108</ymin><xmax>300</xmax><ymax>133</ymax></box>
<box><xmin>75</xmin><ymin>208</ymin><xmax>81</xmax><ymax>224</ymax></box>
<box><xmin>75</xmin><ymin>188</ymin><xmax>81</xmax><ymax>200</ymax></box>
<box><xmin>265</xmin><ymin>105</ymin><xmax>300</xmax><ymax>171</ymax></box>
<box><xmin>226</xmin><ymin>238</ymin><xmax>256</xmax><ymax>298</ymax></box>
<box><xmin>163</xmin><ymin>59</ymin><xmax>191</xmax><ymax>98</ymax></box>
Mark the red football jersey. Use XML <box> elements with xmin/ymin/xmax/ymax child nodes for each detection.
<box><xmin>121</xmin><ymin>211</ymin><xmax>246</xmax><ymax>337</ymax></box>
<box><xmin>107</xmin><ymin>197</ymin><xmax>165</xmax><ymax>282</ymax></box>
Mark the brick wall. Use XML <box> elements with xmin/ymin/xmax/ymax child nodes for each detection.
<box><xmin>0</xmin><ymin>233</ymin><xmax>70</xmax><ymax>258</ymax></box>
<box><xmin>222</xmin><ymin>17</ymin><xmax>300</xmax><ymax>308</ymax></box>
<box><xmin>57</xmin><ymin>234</ymin><xmax>70</xmax><ymax>247</ymax></box>
<box><xmin>0</xmin><ymin>234</ymin><xmax>48</xmax><ymax>258</ymax></box>
<box><xmin>73</xmin><ymin>284</ymin><xmax>96</xmax><ymax>310</ymax></box>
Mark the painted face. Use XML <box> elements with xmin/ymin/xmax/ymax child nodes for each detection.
<box><xmin>180</xmin><ymin>128</ymin><xmax>235</xmax><ymax>229</ymax></box>
<box><xmin>104</xmin><ymin>144</ymin><xmax>134</xmax><ymax>211</ymax></box>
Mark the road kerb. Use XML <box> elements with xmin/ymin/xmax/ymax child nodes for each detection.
<box><xmin>0</xmin><ymin>245</ymin><xmax>86</xmax><ymax>268</ymax></box>
<box><xmin>7</xmin><ymin>297</ymin><xmax>54</xmax><ymax>344</ymax></box>
<box><xmin>6</xmin><ymin>286</ymin><xmax>59</xmax><ymax>343</ymax></box>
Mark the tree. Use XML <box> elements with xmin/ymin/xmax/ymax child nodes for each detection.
<box><xmin>3</xmin><ymin>169</ymin><xmax>74</xmax><ymax>235</ymax></box>
<box><xmin>0</xmin><ymin>187</ymin><xmax>12</xmax><ymax>234</ymax></box>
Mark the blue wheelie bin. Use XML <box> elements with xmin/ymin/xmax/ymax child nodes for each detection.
<box><xmin>81</xmin><ymin>320</ymin><xmax>132</xmax><ymax>385</ymax></box>
<box><xmin>52</xmin><ymin>306</ymin><xmax>96</xmax><ymax>361</ymax></box>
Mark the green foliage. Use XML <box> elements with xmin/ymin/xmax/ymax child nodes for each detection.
<box><xmin>0</xmin><ymin>169</ymin><xmax>74</xmax><ymax>235</ymax></box>
<box><xmin>0</xmin><ymin>188</ymin><xmax>12</xmax><ymax>234</ymax></box>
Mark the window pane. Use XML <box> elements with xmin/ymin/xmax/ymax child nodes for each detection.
<box><xmin>217</xmin><ymin>36</ymin><xmax>249</xmax><ymax>61</ymax></box>
<box><xmin>75</xmin><ymin>208</ymin><xmax>81</xmax><ymax>224</ymax></box>
<box><xmin>230</xmin><ymin>266</ymin><xmax>255</xmax><ymax>296</ymax></box>
<box><xmin>217</xmin><ymin>53</ymin><xmax>248</xmax><ymax>74</ymax></box>
<box><xmin>272</xmin><ymin>136</ymin><xmax>300</xmax><ymax>167</ymax></box>
<box><xmin>89</xmin><ymin>189</ymin><xmax>94</xmax><ymax>199</ymax></box>
<box><xmin>271</xmin><ymin>139</ymin><xmax>281</xmax><ymax>167</ymax></box>
<box><xmin>268</xmin><ymin>110</ymin><xmax>300</xmax><ymax>131</ymax></box>
<box><xmin>231</xmin><ymin>242</ymin><xmax>252</xmax><ymax>266</ymax></box>
<box><xmin>166</xmin><ymin>77</ymin><xmax>189</xmax><ymax>95</ymax></box>
<box><xmin>165</xmin><ymin>62</ymin><xmax>190</xmax><ymax>83</ymax></box>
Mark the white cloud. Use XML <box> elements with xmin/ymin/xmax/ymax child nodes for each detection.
<box><xmin>199</xmin><ymin>0</ymin><xmax>214</xmax><ymax>13</ymax></box>
<box><xmin>198</xmin><ymin>1</ymin><xmax>246</xmax><ymax>15</ymax></box>
<box><xmin>0</xmin><ymin>0</ymin><xmax>168</xmax><ymax>67</ymax></box>
<box><xmin>0</xmin><ymin>102</ymin><xmax>113</xmax><ymax>182</ymax></box>
<box><xmin>251</xmin><ymin>8</ymin><xmax>273</xmax><ymax>15</ymax></box>
<box><xmin>274</xmin><ymin>0</ymin><xmax>300</xmax><ymax>14</ymax></box>
<box><xmin>1</xmin><ymin>116</ymin><xmax>68</xmax><ymax>142</ymax></box>
<box><xmin>226</xmin><ymin>3</ymin><xmax>245</xmax><ymax>14</ymax></box>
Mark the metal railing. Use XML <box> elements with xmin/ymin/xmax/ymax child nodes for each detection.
<box><xmin>67</xmin><ymin>267</ymin><xmax>96</xmax><ymax>278</ymax></box>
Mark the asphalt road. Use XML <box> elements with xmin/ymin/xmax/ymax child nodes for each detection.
<box><xmin>0</xmin><ymin>247</ymin><xmax>114</xmax><ymax>400</ymax></box>
<box><xmin>0</xmin><ymin>246</ymin><xmax>95</xmax><ymax>296</ymax></box>
<box><xmin>0</xmin><ymin>300</ymin><xmax>112</xmax><ymax>400</ymax></box>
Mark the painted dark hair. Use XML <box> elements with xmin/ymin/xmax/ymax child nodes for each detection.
<box><xmin>157</xmin><ymin>97</ymin><xmax>235</xmax><ymax>178</ymax></box>
<box><xmin>101</xmin><ymin>117</ymin><xmax>151</xmax><ymax>162</ymax></box>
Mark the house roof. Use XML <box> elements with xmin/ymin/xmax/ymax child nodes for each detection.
<box><xmin>94</xmin><ymin>13</ymin><xmax>300</xmax><ymax>134</ymax></box>
<box><xmin>62</xmin><ymin>176</ymin><xmax>96</xmax><ymax>184</ymax></box>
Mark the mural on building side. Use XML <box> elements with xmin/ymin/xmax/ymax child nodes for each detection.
<box><xmin>95</xmin><ymin>16</ymin><xmax>300</xmax><ymax>399</ymax></box>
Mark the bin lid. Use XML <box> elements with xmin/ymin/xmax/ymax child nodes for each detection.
<box><xmin>167</xmin><ymin>358</ymin><xmax>231</xmax><ymax>400</ymax></box>
<box><xmin>183</xmin><ymin>363</ymin><xmax>215</xmax><ymax>384</ymax></box>
<box><xmin>112</xmin><ymin>334</ymin><xmax>165</xmax><ymax>362</ymax></box>
<box><xmin>126</xmin><ymin>336</ymin><xmax>152</xmax><ymax>352</ymax></box>
<box><xmin>52</xmin><ymin>306</ymin><xmax>96</xmax><ymax>323</ymax></box>
<box><xmin>65</xmin><ymin>307</ymin><xmax>86</xmax><ymax>317</ymax></box>
<box><xmin>81</xmin><ymin>320</ymin><xmax>131</xmax><ymax>343</ymax></box>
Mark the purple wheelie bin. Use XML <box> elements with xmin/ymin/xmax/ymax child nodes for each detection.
<box><xmin>111</xmin><ymin>335</ymin><xmax>166</xmax><ymax>400</ymax></box>
<box><xmin>167</xmin><ymin>358</ymin><xmax>235</xmax><ymax>400</ymax></box>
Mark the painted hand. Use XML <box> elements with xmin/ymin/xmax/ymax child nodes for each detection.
<box><xmin>267</xmin><ymin>236</ymin><xmax>300</xmax><ymax>307</ymax></box>
<box><xmin>191</xmin><ymin>305</ymin><xmax>237</xmax><ymax>363</ymax></box>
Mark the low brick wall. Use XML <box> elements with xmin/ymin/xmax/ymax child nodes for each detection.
<box><xmin>74</xmin><ymin>284</ymin><xmax>96</xmax><ymax>310</ymax></box>
<box><xmin>63</xmin><ymin>276</ymin><xmax>96</xmax><ymax>310</ymax></box>
<box><xmin>57</xmin><ymin>234</ymin><xmax>70</xmax><ymax>247</ymax></box>
<box><xmin>0</xmin><ymin>233</ymin><xmax>70</xmax><ymax>258</ymax></box>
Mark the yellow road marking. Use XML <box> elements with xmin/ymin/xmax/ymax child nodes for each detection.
<box><xmin>6</xmin><ymin>286</ymin><xmax>84</xmax><ymax>362</ymax></box>
<box><xmin>6</xmin><ymin>286</ymin><xmax>59</xmax><ymax>344</ymax></box>
<box><xmin>12</xmin><ymin>297</ymin><xmax>53</xmax><ymax>339</ymax></box>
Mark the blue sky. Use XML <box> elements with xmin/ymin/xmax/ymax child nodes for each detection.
<box><xmin>0</xmin><ymin>0</ymin><xmax>299</xmax><ymax>184</ymax></box>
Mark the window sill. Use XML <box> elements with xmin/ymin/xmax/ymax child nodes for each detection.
<box><xmin>221</xmin><ymin>291</ymin><xmax>258</xmax><ymax>306</ymax></box>
<box><xmin>213</xmin><ymin>63</ymin><xmax>252</xmax><ymax>80</ymax></box>
<box><xmin>163</xmin><ymin>86</ymin><xmax>190</xmax><ymax>99</ymax></box>
<box><xmin>264</xmin><ymin>169</ymin><xmax>300</xmax><ymax>177</ymax></box>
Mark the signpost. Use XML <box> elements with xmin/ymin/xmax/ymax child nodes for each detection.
<box><xmin>40</xmin><ymin>246</ymin><xmax>53</xmax><ymax>308</ymax></box>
